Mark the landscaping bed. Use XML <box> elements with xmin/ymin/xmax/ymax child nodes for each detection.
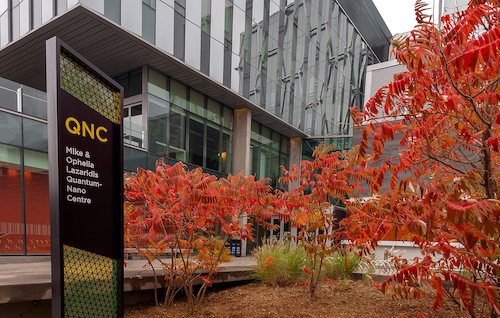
<box><xmin>124</xmin><ymin>279</ymin><xmax>472</xmax><ymax>317</ymax></box>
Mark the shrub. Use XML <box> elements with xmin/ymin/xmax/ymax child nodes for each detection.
<box><xmin>251</xmin><ymin>239</ymin><xmax>307</xmax><ymax>287</ymax></box>
<box><xmin>322</xmin><ymin>251</ymin><xmax>361</xmax><ymax>280</ymax></box>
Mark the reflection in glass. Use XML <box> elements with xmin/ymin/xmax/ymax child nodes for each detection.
<box><xmin>104</xmin><ymin>0</ymin><xmax>121</xmax><ymax>24</ymax></box>
<box><xmin>0</xmin><ymin>111</ymin><xmax>22</xmax><ymax>146</ymax></box>
<box><xmin>148</xmin><ymin>95</ymin><xmax>169</xmax><ymax>156</ymax></box>
<box><xmin>23</xmin><ymin>118</ymin><xmax>48</xmax><ymax>152</ymax></box>
<box><xmin>170</xmin><ymin>79</ymin><xmax>188</xmax><ymax>109</ymax></box>
<box><xmin>169</xmin><ymin>105</ymin><xmax>186</xmax><ymax>161</ymax></box>
<box><xmin>124</xmin><ymin>146</ymin><xmax>147</xmax><ymax>172</ymax></box>
<box><xmin>123</xmin><ymin>104</ymin><xmax>144</xmax><ymax>148</ymax></box>
<box><xmin>249</xmin><ymin>121</ymin><xmax>289</xmax><ymax>188</ymax></box>
<box><xmin>0</xmin><ymin>144</ymin><xmax>23</xmax><ymax>255</ymax></box>
<box><xmin>24</xmin><ymin>149</ymin><xmax>50</xmax><ymax>254</ymax></box>
<box><xmin>189</xmin><ymin>89</ymin><xmax>205</xmax><ymax>117</ymax></box>
<box><xmin>221</xmin><ymin>129</ymin><xmax>231</xmax><ymax>173</ymax></box>
<box><xmin>206</xmin><ymin>123</ymin><xmax>220</xmax><ymax>171</ymax></box>
<box><xmin>22</xmin><ymin>86</ymin><xmax>47</xmax><ymax>119</ymax></box>
<box><xmin>113</xmin><ymin>68</ymin><xmax>142</xmax><ymax>98</ymax></box>
<box><xmin>201</xmin><ymin>0</ymin><xmax>211</xmax><ymax>34</ymax></box>
<box><xmin>189</xmin><ymin>116</ymin><xmax>204</xmax><ymax>167</ymax></box>
<box><xmin>206</xmin><ymin>98</ymin><xmax>220</xmax><ymax>124</ymax></box>
<box><xmin>148</xmin><ymin>68</ymin><xmax>168</xmax><ymax>100</ymax></box>
<box><xmin>0</xmin><ymin>78</ymin><xmax>19</xmax><ymax>112</ymax></box>
<box><xmin>143</xmin><ymin>2</ymin><xmax>157</xmax><ymax>43</ymax></box>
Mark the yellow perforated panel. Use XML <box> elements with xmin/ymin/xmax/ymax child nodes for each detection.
<box><xmin>60</xmin><ymin>51</ymin><xmax>121</xmax><ymax>124</ymax></box>
<box><xmin>63</xmin><ymin>245</ymin><xmax>121</xmax><ymax>317</ymax></box>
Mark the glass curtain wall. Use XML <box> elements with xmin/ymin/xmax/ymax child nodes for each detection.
<box><xmin>235</xmin><ymin>1</ymin><xmax>379</xmax><ymax>138</ymax></box>
<box><xmin>0</xmin><ymin>77</ymin><xmax>49</xmax><ymax>255</ymax></box>
<box><xmin>147</xmin><ymin>68</ymin><xmax>233</xmax><ymax>175</ymax></box>
<box><xmin>302</xmin><ymin>137</ymin><xmax>352</xmax><ymax>162</ymax></box>
<box><xmin>0</xmin><ymin>67</ymin><xmax>236</xmax><ymax>255</ymax></box>
<box><xmin>249</xmin><ymin>120</ymin><xmax>289</xmax><ymax>189</ymax></box>
<box><xmin>1</xmin><ymin>0</ymin><xmax>385</xmax><ymax>140</ymax></box>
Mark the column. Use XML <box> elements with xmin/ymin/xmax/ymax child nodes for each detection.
<box><xmin>232</xmin><ymin>108</ymin><xmax>251</xmax><ymax>256</ymax></box>
<box><xmin>232</xmin><ymin>108</ymin><xmax>251</xmax><ymax>175</ymax></box>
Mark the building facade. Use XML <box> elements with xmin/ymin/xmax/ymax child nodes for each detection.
<box><xmin>0</xmin><ymin>0</ymin><xmax>391</xmax><ymax>255</ymax></box>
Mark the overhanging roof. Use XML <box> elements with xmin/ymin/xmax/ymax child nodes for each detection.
<box><xmin>337</xmin><ymin>0</ymin><xmax>392</xmax><ymax>62</ymax></box>
<box><xmin>0</xmin><ymin>4</ymin><xmax>308</xmax><ymax>139</ymax></box>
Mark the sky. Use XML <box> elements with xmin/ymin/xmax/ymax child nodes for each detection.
<box><xmin>372</xmin><ymin>0</ymin><xmax>438</xmax><ymax>35</ymax></box>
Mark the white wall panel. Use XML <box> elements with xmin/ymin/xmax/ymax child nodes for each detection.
<box><xmin>121</xmin><ymin>0</ymin><xmax>142</xmax><ymax>36</ymax></box>
<box><xmin>185</xmin><ymin>20</ymin><xmax>201</xmax><ymax>70</ymax></box>
<box><xmin>41</xmin><ymin>0</ymin><xmax>54</xmax><ymax>24</ymax></box>
<box><xmin>0</xmin><ymin>11</ymin><xmax>8</xmax><ymax>47</ymax></box>
<box><xmin>19</xmin><ymin>0</ymin><xmax>29</xmax><ymax>36</ymax></box>
<box><xmin>80</xmin><ymin>0</ymin><xmax>104</xmax><ymax>14</ymax></box>
<box><xmin>185</xmin><ymin>0</ymin><xmax>201</xmax><ymax>27</ymax></box>
<box><xmin>210</xmin><ymin>38</ymin><xmax>224</xmax><ymax>83</ymax></box>
<box><xmin>67</xmin><ymin>0</ymin><xmax>78</xmax><ymax>9</ymax></box>
<box><xmin>210</xmin><ymin>0</ymin><xmax>224</xmax><ymax>43</ymax></box>
<box><xmin>156</xmin><ymin>0</ymin><xmax>174</xmax><ymax>54</ymax></box>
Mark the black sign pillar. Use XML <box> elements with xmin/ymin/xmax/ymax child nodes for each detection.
<box><xmin>47</xmin><ymin>37</ymin><xmax>124</xmax><ymax>317</ymax></box>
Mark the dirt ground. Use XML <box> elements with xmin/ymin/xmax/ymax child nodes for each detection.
<box><xmin>124</xmin><ymin>279</ymin><xmax>476</xmax><ymax>318</ymax></box>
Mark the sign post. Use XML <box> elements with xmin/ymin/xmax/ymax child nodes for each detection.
<box><xmin>47</xmin><ymin>37</ymin><xmax>124</xmax><ymax>317</ymax></box>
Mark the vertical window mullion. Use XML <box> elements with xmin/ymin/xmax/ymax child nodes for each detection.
<box><xmin>20</xmin><ymin>117</ymin><xmax>27</xmax><ymax>255</ymax></box>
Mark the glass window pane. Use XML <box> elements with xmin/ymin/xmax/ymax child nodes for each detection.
<box><xmin>23</xmin><ymin>118</ymin><xmax>48</xmax><ymax>152</ymax></box>
<box><xmin>169</xmin><ymin>105</ymin><xmax>186</xmax><ymax>161</ymax></box>
<box><xmin>173</xmin><ymin>8</ymin><xmax>185</xmax><ymax>60</ymax></box>
<box><xmin>189</xmin><ymin>115</ymin><xmax>204</xmax><ymax>167</ymax></box>
<box><xmin>281</xmin><ymin>136</ymin><xmax>289</xmax><ymax>154</ymax></box>
<box><xmin>104</xmin><ymin>0</ymin><xmax>121</xmax><ymax>24</ymax></box>
<box><xmin>142</xmin><ymin>2</ymin><xmax>155</xmax><ymax>44</ymax></box>
<box><xmin>0</xmin><ymin>144</ymin><xmax>23</xmax><ymax>254</ymax></box>
<box><xmin>123</xmin><ymin>104</ymin><xmax>144</xmax><ymax>148</ymax></box>
<box><xmin>206</xmin><ymin>98</ymin><xmax>220</xmax><ymax>124</ymax></box>
<box><xmin>201</xmin><ymin>0</ymin><xmax>211</xmax><ymax>34</ymax></box>
<box><xmin>124</xmin><ymin>146</ymin><xmax>147</xmax><ymax>172</ymax></box>
<box><xmin>148</xmin><ymin>68</ymin><xmax>168</xmax><ymax>100</ymax></box>
<box><xmin>24</xmin><ymin>149</ymin><xmax>50</xmax><ymax>254</ymax></box>
<box><xmin>257</xmin><ymin>146</ymin><xmax>270</xmax><ymax>181</ymax></box>
<box><xmin>128</xmin><ymin>69</ymin><xmax>143</xmax><ymax>97</ymax></box>
<box><xmin>261</xmin><ymin>126</ymin><xmax>271</xmax><ymax>146</ymax></box>
<box><xmin>113</xmin><ymin>68</ymin><xmax>142</xmax><ymax>98</ymax></box>
<box><xmin>0</xmin><ymin>78</ymin><xmax>20</xmax><ymax>112</ymax></box>
<box><xmin>251</xmin><ymin>121</ymin><xmax>260</xmax><ymax>142</ymax></box>
<box><xmin>272</xmin><ymin>132</ymin><xmax>280</xmax><ymax>150</ymax></box>
<box><xmin>0</xmin><ymin>111</ymin><xmax>22</xmax><ymax>146</ymax></box>
<box><xmin>22</xmin><ymin>86</ymin><xmax>47</xmax><ymax>120</ymax></box>
<box><xmin>170</xmin><ymin>79</ymin><xmax>188</xmax><ymax>109</ymax></box>
<box><xmin>206</xmin><ymin>122</ymin><xmax>219</xmax><ymax>171</ymax></box>
<box><xmin>224</xmin><ymin>1</ymin><xmax>232</xmax><ymax>44</ymax></box>
<box><xmin>147</xmin><ymin>153</ymin><xmax>161</xmax><ymax>171</ymax></box>
<box><xmin>222</xmin><ymin>106</ymin><xmax>233</xmax><ymax>129</ymax></box>
<box><xmin>221</xmin><ymin>129</ymin><xmax>231</xmax><ymax>173</ymax></box>
<box><xmin>270</xmin><ymin>149</ymin><xmax>279</xmax><ymax>188</ymax></box>
<box><xmin>143</xmin><ymin>0</ymin><xmax>155</xmax><ymax>9</ymax></box>
<box><xmin>148</xmin><ymin>95</ymin><xmax>169</xmax><ymax>156</ymax></box>
<box><xmin>249</xmin><ymin>141</ymin><xmax>257</xmax><ymax>177</ymax></box>
<box><xmin>189</xmin><ymin>89</ymin><xmax>205</xmax><ymax>117</ymax></box>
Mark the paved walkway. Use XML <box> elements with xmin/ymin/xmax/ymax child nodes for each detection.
<box><xmin>0</xmin><ymin>256</ymin><xmax>256</xmax><ymax>304</ymax></box>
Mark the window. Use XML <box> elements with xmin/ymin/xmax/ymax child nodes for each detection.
<box><xmin>123</xmin><ymin>104</ymin><xmax>144</xmax><ymax>148</ymax></box>
<box><xmin>113</xmin><ymin>68</ymin><xmax>142</xmax><ymax>98</ymax></box>
<box><xmin>142</xmin><ymin>0</ymin><xmax>155</xmax><ymax>44</ymax></box>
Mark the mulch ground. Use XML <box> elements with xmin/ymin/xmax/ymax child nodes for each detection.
<box><xmin>124</xmin><ymin>279</ymin><xmax>476</xmax><ymax>317</ymax></box>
